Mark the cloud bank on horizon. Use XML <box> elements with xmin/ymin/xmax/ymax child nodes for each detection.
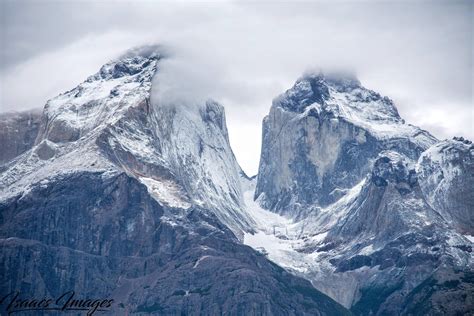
<box><xmin>0</xmin><ymin>0</ymin><xmax>472</xmax><ymax>174</ymax></box>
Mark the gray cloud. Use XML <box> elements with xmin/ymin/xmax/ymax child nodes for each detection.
<box><xmin>0</xmin><ymin>0</ymin><xmax>472</xmax><ymax>174</ymax></box>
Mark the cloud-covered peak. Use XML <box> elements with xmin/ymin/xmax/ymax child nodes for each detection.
<box><xmin>88</xmin><ymin>44</ymin><xmax>165</xmax><ymax>81</ymax></box>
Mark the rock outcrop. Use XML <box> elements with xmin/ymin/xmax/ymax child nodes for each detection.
<box><xmin>417</xmin><ymin>137</ymin><xmax>474</xmax><ymax>235</ymax></box>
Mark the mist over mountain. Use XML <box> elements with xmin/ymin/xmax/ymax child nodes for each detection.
<box><xmin>2</xmin><ymin>1</ymin><xmax>472</xmax><ymax>176</ymax></box>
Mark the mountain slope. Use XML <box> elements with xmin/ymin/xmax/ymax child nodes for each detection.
<box><xmin>1</xmin><ymin>171</ymin><xmax>349</xmax><ymax>315</ymax></box>
<box><xmin>1</xmin><ymin>44</ymin><xmax>254</xmax><ymax>237</ymax></box>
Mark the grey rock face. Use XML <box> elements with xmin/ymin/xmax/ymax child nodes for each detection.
<box><xmin>327</xmin><ymin>151</ymin><xmax>433</xmax><ymax>241</ymax></box>
<box><xmin>321</xmin><ymin>152</ymin><xmax>472</xmax><ymax>315</ymax></box>
<box><xmin>417</xmin><ymin>138</ymin><xmax>474</xmax><ymax>234</ymax></box>
<box><xmin>94</xmin><ymin>97</ymin><xmax>255</xmax><ymax>236</ymax></box>
<box><xmin>255</xmin><ymin>73</ymin><xmax>436</xmax><ymax>215</ymax></box>
<box><xmin>0</xmin><ymin>109</ymin><xmax>41</xmax><ymax>166</ymax></box>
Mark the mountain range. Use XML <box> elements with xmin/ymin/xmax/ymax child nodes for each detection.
<box><xmin>1</xmin><ymin>45</ymin><xmax>472</xmax><ymax>315</ymax></box>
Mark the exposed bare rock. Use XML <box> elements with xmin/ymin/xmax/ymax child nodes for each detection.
<box><xmin>0</xmin><ymin>109</ymin><xmax>41</xmax><ymax>166</ymax></box>
<box><xmin>417</xmin><ymin>138</ymin><xmax>474</xmax><ymax>235</ymax></box>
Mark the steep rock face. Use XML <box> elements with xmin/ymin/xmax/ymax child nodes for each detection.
<box><xmin>0</xmin><ymin>109</ymin><xmax>41</xmax><ymax>166</ymax></box>
<box><xmin>398</xmin><ymin>267</ymin><xmax>474</xmax><ymax>316</ymax></box>
<box><xmin>255</xmin><ymin>73</ymin><xmax>436</xmax><ymax>215</ymax></box>
<box><xmin>97</xmin><ymin>99</ymin><xmax>253</xmax><ymax>235</ymax></box>
<box><xmin>327</xmin><ymin>151</ymin><xmax>434</xmax><ymax>241</ymax></box>
<box><xmin>0</xmin><ymin>46</ymin><xmax>348</xmax><ymax>315</ymax></box>
<box><xmin>417</xmin><ymin>138</ymin><xmax>474</xmax><ymax>234</ymax></box>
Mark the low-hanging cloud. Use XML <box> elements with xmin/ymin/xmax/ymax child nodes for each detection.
<box><xmin>1</xmin><ymin>0</ymin><xmax>472</xmax><ymax>174</ymax></box>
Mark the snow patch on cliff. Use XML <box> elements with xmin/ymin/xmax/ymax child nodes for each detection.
<box><xmin>139</xmin><ymin>177</ymin><xmax>191</xmax><ymax>209</ymax></box>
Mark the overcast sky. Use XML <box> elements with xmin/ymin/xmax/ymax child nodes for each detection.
<box><xmin>0</xmin><ymin>0</ymin><xmax>472</xmax><ymax>175</ymax></box>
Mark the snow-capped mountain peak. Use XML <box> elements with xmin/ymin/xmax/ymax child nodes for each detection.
<box><xmin>37</xmin><ymin>45</ymin><xmax>163</xmax><ymax>144</ymax></box>
<box><xmin>1</xmin><ymin>45</ymin><xmax>255</xmax><ymax>237</ymax></box>
<box><xmin>273</xmin><ymin>72</ymin><xmax>433</xmax><ymax>143</ymax></box>
<box><xmin>249</xmin><ymin>72</ymin><xmax>473</xmax><ymax>313</ymax></box>
<box><xmin>256</xmin><ymin>72</ymin><xmax>437</xmax><ymax>213</ymax></box>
